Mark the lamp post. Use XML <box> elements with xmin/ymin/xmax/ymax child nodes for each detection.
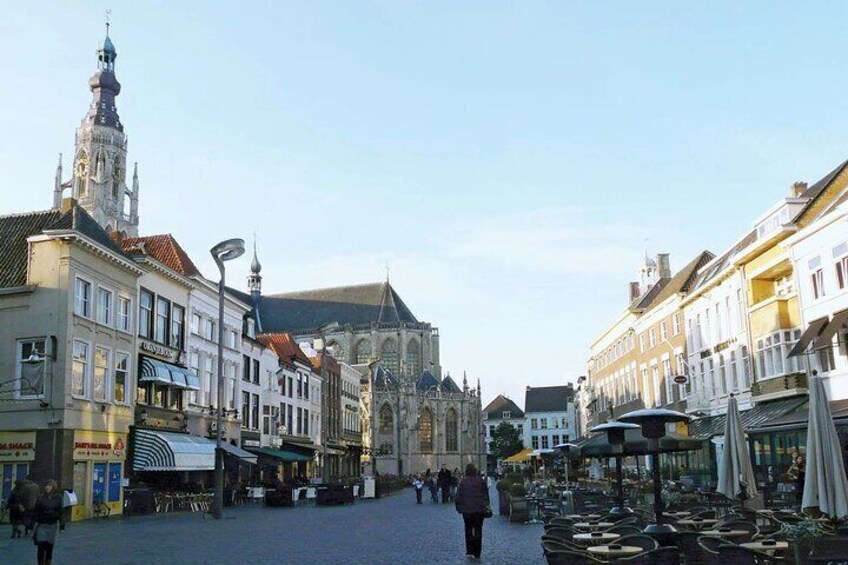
<box><xmin>618</xmin><ymin>408</ymin><xmax>689</xmax><ymax>536</ymax></box>
<box><xmin>589</xmin><ymin>422</ymin><xmax>640</xmax><ymax>516</ymax></box>
<box><xmin>210</xmin><ymin>238</ymin><xmax>245</xmax><ymax>520</ymax></box>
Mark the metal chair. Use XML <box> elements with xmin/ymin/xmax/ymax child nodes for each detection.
<box><xmin>672</xmin><ymin>532</ymin><xmax>719</xmax><ymax>565</ymax></box>
<box><xmin>716</xmin><ymin>544</ymin><xmax>778</xmax><ymax>564</ymax></box>
<box><xmin>545</xmin><ymin>549</ymin><xmax>602</xmax><ymax>565</ymax></box>
<box><xmin>616</xmin><ymin>534</ymin><xmax>658</xmax><ymax>552</ymax></box>
<box><xmin>541</xmin><ymin>537</ymin><xmax>585</xmax><ymax>554</ymax></box>
<box><xmin>697</xmin><ymin>536</ymin><xmax>734</xmax><ymax>555</ymax></box>
<box><xmin>607</xmin><ymin>525</ymin><xmax>643</xmax><ymax>536</ymax></box>
<box><xmin>543</xmin><ymin>526</ymin><xmax>579</xmax><ymax>542</ymax></box>
<box><xmin>615</xmin><ymin>546</ymin><xmax>681</xmax><ymax>564</ymax></box>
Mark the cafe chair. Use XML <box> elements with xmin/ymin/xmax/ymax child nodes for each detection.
<box><xmin>673</xmin><ymin>532</ymin><xmax>719</xmax><ymax>565</ymax></box>
<box><xmin>716</xmin><ymin>544</ymin><xmax>778</xmax><ymax>564</ymax></box>
<box><xmin>541</xmin><ymin>537</ymin><xmax>584</xmax><ymax>555</ymax></box>
<box><xmin>697</xmin><ymin>536</ymin><xmax>735</xmax><ymax>555</ymax></box>
<box><xmin>613</xmin><ymin>515</ymin><xmax>640</xmax><ymax>526</ymax></box>
<box><xmin>543</xmin><ymin>526</ymin><xmax>579</xmax><ymax>542</ymax></box>
<box><xmin>545</xmin><ymin>549</ymin><xmax>603</xmax><ymax>565</ymax></box>
<box><xmin>616</xmin><ymin>534</ymin><xmax>658</xmax><ymax>552</ymax></box>
<box><xmin>726</xmin><ymin>521</ymin><xmax>760</xmax><ymax>542</ymax></box>
<box><xmin>615</xmin><ymin>546</ymin><xmax>681</xmax><ymax>565</ymax></box>
<box><xmin>606</xmin><ymin>525</ymin><xmax>643</xmax><ymax>536</ymax></box>
<box><xmin>688</xmin><ymin>509</ymin><xmax>716</xmax><ymax>520</ymax></box>
<box><xmin>549</xmin><ymin>516</ymin><xmax>577</xmax><ymax>528</ymax></box>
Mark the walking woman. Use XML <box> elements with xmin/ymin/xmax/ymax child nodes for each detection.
<box><xmin>33</xmin><ymin>479</ymin><xmax>64</xmax><ymax>565</ymax></box>
<box><xmin>6</xmin><ymin>479</ymin><xmax>24</xmax><ymax>538</ymax></box>
<box><xmin>455</xmin><ymin>463</ymin><xmax>490</xmax><ymax>560</ymax></box>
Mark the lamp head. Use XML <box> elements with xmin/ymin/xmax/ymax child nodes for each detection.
<box><xmin>210</xmin><ymin>238</ymin><xmax>246</xmax><ymax>265</ymax></box>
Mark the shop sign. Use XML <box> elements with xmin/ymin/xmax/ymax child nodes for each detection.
<box><xmin>140</xmin><ymin>340</ymin><xmax>179</xmax><ymax>363</ymax></box>
<box><xmin>73</xmin><ymin>431</ymin><xmax>127</xmax><ymax>460</ymax></box>
<box><xmin>673</xmin><ymin>375</ymin><xmax>688</xmax><ymax>385</ymax></box>
<box><xmin>243</xmin><ymin>439</ymin><xmax>260</xmax><ymax>448</ymax></box>
<box><xmin>0</xmin><ymin>431</ymin><xmax>36</xmax><ymax>462</ymax></box>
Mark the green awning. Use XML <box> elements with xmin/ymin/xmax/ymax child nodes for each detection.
<box><xmin>250</xmin><ymin>447</ymin><xmax>312</xmax><ymax>462</ymax></box>
<box><xmin>688</xmin><ymin>397</ymin><xmax>807</xmax><ymax>439</ymax></box>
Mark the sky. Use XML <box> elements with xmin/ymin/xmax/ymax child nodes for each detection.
<box><xmin>2</xmin><ymin>2</ymin><xmax>848</xmax><ymax>409</ymax></box>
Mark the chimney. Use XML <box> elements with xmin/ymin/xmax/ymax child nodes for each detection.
<box><xmin>110</xmin><ymin>230</ymin><xmax>123</xmax><ymax>246</ymax></box>
<box><xmin>791</xmin><ymin>181</ymin><xmax>808</xmax><ymax>197</ymax></box>
<box><xmin>657</xmin><ymin>253</ymin><xmax>671</xmax><ymax>279</ymax></box>
<box><xmin>526</xmin><ymin>386</ymin><xmax>531</xmax><ymax>391</ymax></box>
<box><xmin>60</xmin><ymin>197</ymin><xmax>77</xmax><ymax>214</ymax></box>
<box><xmin>629</xmin><ymin>281</ymin><xmax>641</xmax><ymax>302</ymax></box>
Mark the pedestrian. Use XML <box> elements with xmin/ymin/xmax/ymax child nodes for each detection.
<box><xmin>438</xmin><ymin>464</ymin><xmax>452</xmax><ymax>503</ymax></box>
<box><xmin>450</xmin><ymin>468</ymin><xmax>460</xmax><ymax>500</ymax></box>
<box><xmin>33</xmin><ymin>479</ymin><xmax>65</xmax><ymax>565</ymax></box>
<box><xmin>6</xmin><ymin>479</ymin><xmax>24</xmax><ymax>538</ymax></box>
<box><xmin>455</xmin><ymin>463</ymin><xmax>490</xmax><ymax>560</ymax></box>
<box><xmin>20</xmin><ymin>475</ymin><xmax>39</xmax><ymax>536</ymax></box>
<box><xmin>413</xmin><ymin>475</ymin><xmax>424</xmax><ymax>504</ymax></box>
<box><xmin>429</xmin><ymin>475</ymin><xmax>438</xmax><ymax>502</ymax></box>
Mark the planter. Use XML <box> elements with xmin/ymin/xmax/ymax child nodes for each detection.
<box><xmin>507</xmin><ymin>494</ymin><xmax>529</xmax><ymax>523</ymax></box>
<box><xmin>498</xmin><ymin>490</ymin><xmax>509</xmax><ymax>516</ymax></box>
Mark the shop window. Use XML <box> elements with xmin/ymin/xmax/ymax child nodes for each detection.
<box><xmin>2</xmin><ymin>463</ymin><xmax>29</xmax><ymax>502</ymax></box>
<box><xmin>92</xmin><ymin>462</ymin><xmax>107</xmax><ymax>504</ymax></box>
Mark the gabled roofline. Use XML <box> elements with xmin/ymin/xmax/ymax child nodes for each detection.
<box><xmin>31</xmin><ymin>231</ymin><xmax>144</xmax><ymax>276</ymax></box>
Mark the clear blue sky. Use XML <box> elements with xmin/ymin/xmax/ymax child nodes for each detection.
<box><xmin>2</xmin><ymin>2</ymin><xmax>847</xmax><ymax>409</ymax></box>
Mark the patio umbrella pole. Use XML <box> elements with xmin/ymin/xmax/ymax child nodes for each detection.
<box><xmin>651</xmin><ymin>452</ymin><xmax>663</xmax><ymax>525</ymax></box>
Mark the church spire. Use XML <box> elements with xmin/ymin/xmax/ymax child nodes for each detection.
<box><xmin>85</xmin><ymin>19</ymin><xmax>122</xmax><ymax>131</ymax></box>
<box><xmin>52</xmin><ymin>154</ymin><xmax>63</xmax><ymax>208</ymax></box>
<box><xmin>248</xmin><ymin>235</ymin><xmax>262</xmax><ymax>298</ymax></box>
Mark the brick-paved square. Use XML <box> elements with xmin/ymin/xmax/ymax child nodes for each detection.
<box><xmin>1</xmin><ymin>488</ymin><xmax>544</xmax><ymax>564</ymax></box>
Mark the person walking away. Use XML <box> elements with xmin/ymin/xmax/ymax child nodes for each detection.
<box><xmin>439</xmin><ymin>465</ymin><xmax>452</xmax><ymax>503</ymax></box>
<box><xmin>455</xmin><ymin>463</ymin><xmax>490</xmax><ymax>560</ymax></box>
<box><xmin>6</xmin><ymin>479</ymin><xmax>24</xmax><ymax>538</ymax></box>
<box><xmin>450</xmin><ymin>468</ymin><xmax>460</xmax><ymax>500</ymax></box>
<box><xmin>33</xmin><ymin>479</ymin><xmax>64</xmax><ymax>565</ymax></box>
<box><xmin>20</xmin><ymin>475</ymin><xmax>39</xmax><ymax>536</ymax></box>
<box><xmin>428</xmin><ymin>475</ymin><xmax>438</xmax><ymax>502</ymax></box>
<box><xmin>413</xmin><ymin>475</ymin><xmax>424</xmax><ymax>504</ymax></box>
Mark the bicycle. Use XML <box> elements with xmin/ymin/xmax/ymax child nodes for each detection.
<box><xmin>0</xmin><ymin>498</ymin><xmax>8</xmax><ymax>523</ymax></box>
<box><xmin>92</xmin><ymin>495</ymin><xmax>111</xmax><ymax>519</ymax></box>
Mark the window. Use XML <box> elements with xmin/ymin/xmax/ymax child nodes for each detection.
<box><xmin>639</xmin><ymin>334</ymin><xmax>645</xmax><ymax>353</ymax></box>
<box><xmin>230</xmin><ymin>330</ymin><xmax>239</xmax><ymax>349</ymax></box>
<box><xmin>242</xmin><ymin>355</ymin><xmax>251</xmax><ymax>381</ymax></box>
<box><xmin>672</xmin><ymin>314</ymin><xmax>681</xmax><ymax>335</ymax></box>
<box><xmin>531</xmin><ymin>436</ymin><xmax>539</xmax><ymax>449</ymax></box>
<box><xmin>379</xmin><ymin>404</ymin><xmax>393</xmax><ymax>433</ymax></box>
<box><xmin>810</xmin><ymin>256</ymin><xmax>825</xmax><ymax>299</ymax></box>
<box><xmin>304</xmin><ymin>409</ymin><xmax>309</xmax><ymax>435</ymax></box>
<box><xmin>502</xmin><ymin>411</ymin><xmax>511</xmax><ymax>419</ymax></box>
<box><xmin>729</xmin><ymin>351</ymin><xmax>738</xmax><ymax>392</ymax></box>
<box><xmin>191</xmin><ymin>313</ymin><xmax>201</xmax><ymax>335</ymax></box>
<box><xmin>540</xmin><ymin>418</ymin><xmax>548</xmax><ymax>429</ymax></box>
<box><xmin>155</xmin><ymin>297</ymin><xmax>170</xmax><ymax>344</ymax></box>
<box><xmin>541</xmin><ymin>436</ymin><xmax>549</xmax><ymax>449</ymax></box>
<box><xmin>517</xmin><ymin>424</ymin><xmax>524</xmax><ymax>435</ymax></box>
<box><xmin>296</xmin><ymin>407</ymin><xmax>303</xmax><ymax>435</ymax></box>
<box><xmin>756</xmin><ymin>330</ymin><xmax>801</xmax><ymax>379</ymax></box>
<box><xmin>663</xmin><ymin>358</ymin><xmax>673</xmax><ymax>404</ymax></box>
<box><xmin>205</xmin><ymin>319</ymin><xmax>216</xmax><ymax>342</ymax></box>
<box><xmin>139</xmin><ymin>289</ymin><xmax>154</xmax><ymax>338</ymax></box>
<box><xmin>380</xmin><ymin>339</ymin><xmax>399</xmax><ymax>375</ymax></box>
<box><xmin>287</xmin><ymin>376</ymin><xmax>293</xmax><ymax>397</ymax></box>
<box><xmin>446</xmin><ymin>409</ymin><xmax>458</xmax><ymax>452</ymax></box>
<box><xmin>16</xmin><ymin>339</ymin><xmax>46</xmax><ymax>398</ymax></box>
<box><xmin>737</xmin><ymin>289</ymin><xmax>746</xmax><ymax>330</ymax></box>
<box><xmin>75</xmin><ymin>277</ymin><xmax>92</xmax><ymax>318</ymax></box>
<box><xmin>530</xmin><ymin>418</ymin><xmax>538</xmax><ymax>430</ymax></box>
<box><xmin>242</xmin><ymin>392</ymin><xmax>250</xmax><ymax>427</ymax></box>
<box><xmin>188</xmin><ymin>352</ymin><xmax>200</xmax><ymax>405</ymax></box>
<box><xmin>171</xmin><ymin>305</ymin><xmax>184</xmax><ymax>349</ymax></box>
<box><xmin>834</xmin><ymin>242</ymin><xmax>848</xmax><ymax>289</ymax></box>
<box><xmin>94</xmin><ymin>347</ymin><xmax>109</xmax><ymax>402</ymax></box>
<box><xmin>704</xmin><ymin>310</ymin><xmax>712</xmax><ymax>344</ymax></box>
<box><xmin>707</xmin><ymin>359</ymin><xmax>716</xmax><ymax>397</ymax></box>
<box><xmin>660</xmin><ymin>321</ymin><xmax>668</xmax><ymax>342</ymax></box>
<box><xmin>715</xmin><ymin>303</ymin><xmax>722</xmax><ymax>341</ymax></box>
<box><xmin>304</xmin><ymin>374</ymin><xmax>309</xmax><ymax>400</ymax></box>
<box><xmin>552</xmin><ymin>434</ymin><xmax>560</xmax><ymax>446</ymax></box>
<box><xmin>253</xmin><ymin>359</ymin><xmax>260</xmax><ymax>384</ymax></box>
<box><xmin>725</xmin><ymin>296</ymin><xmax>733</xmax><ymax>335</ymax></box>
<box><xmin>819</xmin><ymin>341</ymin><xmax>837</xmax><ymax>373</ymax></box>
<box><xmin>117</xmin><ymin>297</ymin><xmax>131</xmax><ymax>332</ymax></box>
<box><xmin>96</xmin><ymin>288</ymin><xmax>113</xmax><ymax>325</ymax></box>
<box><xmin>741</xmin><ymin>346</ymin><xmax>751</xmax><ymax>389</ymax></box>
<box><xmin>252</xmin><ymin>394</ymin><xmax>260</xmax><ymax>430</ymax></box>
<box><xmin>717</xmin><ymin>355</ymin><xmax>727</xmax><ymax>395</ymax></box>
<box><xmin>695</xmin><ymin>314</ymin><xmax>703</xmax><ymax>350</ymax></box>
<box><xmin>652</xmin><ymin>365</ymin><xmax>661</xmax><ymax>406</ymax></box>
<box><xmin>205</xmin><ymin>356</ymin><xmax>214</xmax><ymax>406</ymax></box>
<box><xmin>649</xmin><ymin>328</ymin><xmax>657</xmax><ymax>348</ymax></box>
<box><xmin>72</xmin><ymin>340</ymin><xmax>89</xmax><ymax>397</ymax></box>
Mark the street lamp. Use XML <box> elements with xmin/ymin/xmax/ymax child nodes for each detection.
<box><xmin>210</xmin><ymin>238</ymin><xmax>245</xmax><ymax>520</ymax></box>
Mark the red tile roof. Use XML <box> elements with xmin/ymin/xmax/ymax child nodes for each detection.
<box><xmin>257</xmin><ymin>333</ymin><xmax>311</xmax><ymax>366</ymax></box>
<box><xmin>119</xmin><ymin>234</ymin><xmax>200</xmax><ymax>277</ymax></box>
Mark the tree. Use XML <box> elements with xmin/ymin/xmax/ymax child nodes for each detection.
<box><xmin>489</xmin><ymin>422</ymin><xmax>524</xmax><ymax>460</ymax></box>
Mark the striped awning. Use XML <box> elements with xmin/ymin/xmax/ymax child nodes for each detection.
<box><xmin>139</xmin><ymin>356</ymin><xmax>200</xmax><ymax>390</ymax></box>
<box><xmin>133</xmin><ymin>429</ymin><xmax>215</xmax><ymax>471</ymax></box>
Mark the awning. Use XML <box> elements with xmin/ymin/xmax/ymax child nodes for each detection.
<box><xmin>220</xmin><ymin>441</ymin><xmax>257</xmax><ymax>465</ymax></box>
<box><xmin>688</xmin><ymin>397</ymin><xmax>808</xmax><ymax>439</ymax></box>
<box><xmin>139</xmin><ymin>356</ymin><xmax>200</xmax><ymax>390</ymax></box>
<box><xmin>503</xmin><ymin>447</ymin><xmax>534</xmax><ymax>463</ymax></box>
<box><xmin>749</xmin><ymin>399</ymin><xmax>848</xmax><ymax>434</ymax></box>
<box><xmin>133</xmin><ymin>429</ymin><xmax>215</xmax><ymax>471</ymax></box>
<box><xmin>787</xmin><ymin>317</ymin><xmax>829</xmax><ymax>357</ymax></box>
<box><xmin>250</xmin><ymin>447</ymin><xmax>312</xmax><ymax>462</ymax></box>
<box><xmin>814</xmin><ymin>310</ymin><xmax>848</xmax><ymax>350</ymax></box>
<box><xmin>323</xmin><ymin>447</ymin><xmax>345</xmax><ymax>456</ymax></box>
<box><xmin>282</xmin><ymin>440</ymin><xmax>319</xmax><ymax>453</ymax></box>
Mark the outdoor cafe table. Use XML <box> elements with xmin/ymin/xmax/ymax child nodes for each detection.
<box><xmin>573</xmin><ymin>532</ymin><xmax>621</xmax><ymax>546</ymax></box>
<box><xmin>741</xmin><ymin>540</ymin><xmax>789</xmax><ymax>555</ymax></box>
<box><xmin>587</xmin><ymin>544</ymin><xmax>643</xmax><ymax>559</ymax></box>
<box><xmin>574</xmin><ymin>522</ymin><xmax>615</xmax><ymax>531</ymax></box>
<box><xmin>677</xmin><ymin>518</ymin><xmax>718</xmax><ymax>530</ymax></box>
<box><xmin>567</xmin><ymin>514</ymin><xmax>601</xmax><ymax>520</ymax></box>
<box><xmin>700</xmin><ymin>529</ymin><xmax>750</xmax><ymax>539</ymax></box>
<box><xmin>664</xmin><ymin>511</ymin><xmax>690</xmax><ymax>518</ymax></box>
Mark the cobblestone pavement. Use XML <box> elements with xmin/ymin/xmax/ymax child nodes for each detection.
<box><xmin>1</xmin><ymin>486</ymin><xmax>544</xmax><ymax>565</ymax></box>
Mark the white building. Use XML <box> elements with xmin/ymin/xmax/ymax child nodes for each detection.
<box><xmin>482</xmin><ymin>395</ymin><xmax>525</xmax><ymax>452</ymax></box>
<box><xmin>523</xmin><ymin>385</ymin><xmax>576</xmax><ymax>450</ymax></box>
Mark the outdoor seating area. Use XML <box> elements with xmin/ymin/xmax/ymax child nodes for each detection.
<box><xmin>153</xmin><ymin>492</ymin><xmax>213</xmax><ymax>514</ymax></box>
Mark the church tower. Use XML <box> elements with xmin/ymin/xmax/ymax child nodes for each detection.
<box><xmin>63</xmin><ymin>23</ymin><xmax>139</xmax><ymax>237</ymax></box>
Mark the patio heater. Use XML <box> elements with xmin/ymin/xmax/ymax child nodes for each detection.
<box><xmin>554</xmin><ymin>442</ymin><xmax>581</xmax><ymax>515</ymax></box>
<box><xmin>590</xmin><ymin>422</ymin><xmax>640</xmax><ymax>516</ymax></box>
<box><xmin>618</xmin><ymin>408</ymin><xmax>690</xmax><ymax>535</ymax></box>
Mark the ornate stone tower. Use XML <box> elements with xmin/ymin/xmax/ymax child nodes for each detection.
<box><xmin>62</xmin><ymin>24</ymin><xmax>139</xmax><ymax>237</ymax></box>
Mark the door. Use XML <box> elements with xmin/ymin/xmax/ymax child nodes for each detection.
<box><xmin>92</xmin><ymin>463</ymin><xmax>107</xmax><ymax>504</ymax></box>
<box><xmin>107</xmin><ymin>463</ymin><xmax>121</xmax><ymax>503</ymax></box>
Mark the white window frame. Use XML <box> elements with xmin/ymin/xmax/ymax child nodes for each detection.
<box><xmin>93</xmin><ymin>346</ymin><xmax>111</xmax><ymax>403</ymax></box>
<box><xmin>15</xmin><ymin>338</ymin><xmax>46</xmax><ymax>400</ymax></box>
<box><xmin>74</xmin><ymin>276</ymin><xmax>92</xmax><ymax>319</ymax></box>
<box><xmin>96</xmin><ymin>286</ymin><xmax>113</xmax><ymax>326</ymax></box>
<box><xmin>663</xmin><ymin>358</ymin><xmax>673</xmax><ymax>404</ymax></box>
<box><xmin>672</xmin><ymin>314</ymin><xmax>681</xmax><ymax>336</ymax></box>
<box><xmin>660</xmin><ymin>321</ymin><xmax>668</xmax><ymax>342</ymax></box>
<box><xmin>71</xmin><ymin>339</ymin><xmax>91</xmax><ymax>399</ymax></box>
<box><xmin>810</xmin><ymin>256</ymin><xmax>825</xmax><ymax>300</ymax></box>
<box><xmin>117</xmin><ymin>296</ymin><xmax>132</xmax><ymax>333</ymax></box>
<box><xmin>114</xmin><ymin>351</ymin><xmax>131</xmax><ymax>405</ymax></box>
<box><xmin>834</xmin><ymin>242</ymin><xmax>848</xmax><ymax>290</ymax></box>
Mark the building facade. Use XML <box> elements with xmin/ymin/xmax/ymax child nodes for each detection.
<box><xmin>482</xmin><ymin>395</ymin><xmax>525</xmax><ymax>453</ymax></box>
<box><xmin>523</xmin><ymin>386</ymin><xmax>576</xmax><ymax>451</ymax></box>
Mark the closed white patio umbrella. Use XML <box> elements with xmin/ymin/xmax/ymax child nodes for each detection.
<box><xmin>803</xmin><ymin>374</ymin><xmax>848</xmax><ymax>519</ymax></box>
<box><xmin>717</xmin><ymin>394</ymin><xmax>758</xmax><ymax>503</ymax></box>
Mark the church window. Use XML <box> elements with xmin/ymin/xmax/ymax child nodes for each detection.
<box><xmin>380</xmin><ymin>338</ymin><xmax>399</xmax><ymax>375</ymax></box>
<box><xmin>379</xmin><ymin>404</ymin><xmax>393</xmax><ymax>433</ymax></box>
<box><xmin>406</xmin><ymin>339</ymin><xmax>421</xmax><ymax>378</ymax></box>
<box><xmin>445</xmin><ymin>409</ymin><xmax>458</xmax><ymax>452</ymax></box>
<box><xmin>419</xmin><ymin>407</ymin><xmax>433</xmax><ymax>453</ymax></box>
<box><xmin>112</xmin><ymin>156</ymin><xmax>123</xmax><ymax>199</ymax></box>
<box><xmin>74</xmin><ymin>151</ymin><xmax>88</xmax><ymax>197</ymax></box>
<box><xmin>354</xmin><ymin>340</ymin><xmax>372</xmax><ymax>364</ymax></box>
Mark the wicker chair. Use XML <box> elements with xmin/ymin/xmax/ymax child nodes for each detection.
<box><xmin>616</xmin><ymin>546</ymin><xmax>681</xmax><ymax>564</ymax></box>
<box><xmin>714</xmin><ymin>514</ymin><xmax>745</xmax><ymax>528</ymax></box>
<box><xmin>607</xmin><ymin>525</ymin><xmax>643</xmax><ymax>536</ymax></box>
<box><xmin>617</xmin><ymin>534</ymin><xmax>658</xmax><ymax>552</ymax></box>
<box><xmin>549</xmin><ymin>516</ymin><xmax>576</xmax><ymax>528</ymax></box>
<box><xmin>724</xmin><ymin>521</ymin><xmax>760</xmax><ymax>543</ymax></box>
<box><xmin>697</xmin><ymin>536</ymin><xmax>734</xmax><ymax>555</ymax></box>
<box><xmin>673</xmin><ymin>532</ymin><xmax>719</xmax><ymax>565</ymax></box>
<box><xmin>716</xmin><ymin>544</ymin><xmax>778</xmax><ymax>564</ymax></box>
<box><xmin>543</xmin><ymin>526</ymin><xmax>579</xmax><ymax>542</ymax></box>
<box><xmin>541</xmin><ymin>535</ymin><xmax>584</xmax><ymax>553</ymax></box>
<box><xmin>545</xmin><ymin>549</ymin><xmax>602</xmax><ymax>565</ymax></box>
<box><xmin>689</xmin><ymin>509</ymin><xmax>716</xmax><ymax>520</ymax></box>
<box><xmin>615</xmin><ymin>515</ymin><xmax>640</xmax><ymax>526</ymax></box>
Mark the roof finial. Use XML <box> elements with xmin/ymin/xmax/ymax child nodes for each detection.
<box><xmin>250</xmin><ymin>232</ymin><xmax>262</xmax><ymax>274</ymax></box>
<box><xmin>105</xmin><ymin>9</ymin><xmax>111</xmax><ymax>37</ymax></box>
<box><xmin>385</xmin><ymin>260</ymin><xmax>390</xmax><ymax>283</ymax></box>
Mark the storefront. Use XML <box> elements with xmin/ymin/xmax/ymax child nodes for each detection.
<box><xmin>71</xmin><ymin>430</ymin><xmax>127</xmax><ymax>521</ymax></box>
<box><xmin>0</xmin><ymin>431</ymin><xmax>36</xmax><ymax>516</ymax></box>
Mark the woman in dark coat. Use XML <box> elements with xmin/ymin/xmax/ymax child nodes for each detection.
<box><xmin>455</xmin><ymin>463</ymin><xmax>490</xmax><ymax>560</ymax></box>
<box><xmin>6</xmin><ymin>480</ymin><xmax>24</xmax><ymax>538</ymax></box>
<box><xmin>33</xmin><ymin>479</ymin><xmax>64</xmax><ymax>565</ymax></box>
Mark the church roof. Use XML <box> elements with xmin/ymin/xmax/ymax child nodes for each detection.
<box><xmin>119</xmin><ymin>234</ymin><xmax>200</xmax><ymax>277</ymax></box>
<box><xmin>257</xmin><ymin>333</ymin><xmax>311</xmax><ymax>366</ymax></box>
<box><xmin>373</xmin><ymin>366</ymin><xmax>400</xmax><ymax>389</ymax></box>
<box><xmin>482</xmin><ymin>395</ymin><xmax>524</xmax><ymax>419</ymax></box>
<box><xmin>441</xmin><ymin>375</ymin><xmax>461</xmax><ymax>393</ymax></box>
<box><xmin>0</xmin><ymin>205</ymin><xmax>127</xmax><ymax>288</ymax></box>
<box><xmin>525</xmin><ymin>386</ymin><xmax>573</xmax><ymax>414</ymax></box>
<box><xmin>416</xmin><ymin>371</ymin><xmax>440</xmax><ymax>391</ymax></box>
<box><xmin>256</xmin><ymin>281</ymin><xmax>420</xmax><ymax>333</ymax></box>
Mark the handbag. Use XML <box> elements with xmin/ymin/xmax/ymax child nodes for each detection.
<box><xmin>32</xmin><ymin>525</ymin><xmax>39</xmax><ymax>546</ymax></box>
<box><xmin>483</xmin><ymin>504</ymin><xmax>493</xmax><ymax>519</ymax></box>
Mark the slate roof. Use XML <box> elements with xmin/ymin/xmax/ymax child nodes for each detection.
<box><xmin>651</xmin><ymin>250</ymin><xmax>715</xmax><ymax>304</ymax></box>
<box><xmin>416</xmin><ymin>371</ymin><xmax>440</xmax><ymax>391</ymax></box>
<box><xmin>525</xmin><ymin>385</ymin><xmax>573</xmax><ymax>413</ymax></box>
<box><xmin>0</xmin><ymin>205</ymin><xmax>127</xmax><ymax>288</ymax></box>
<box><xmin>795</xmin><ymin>159</ymin><xmax>848</xmax><ymax>213</ymax></box>
<box><xmin>120</xmin><ymin>234</ymin><xmax>200</xmax><ymax>277</ymax></box>
<box><xmin>692</xmin><ymin>232</ymin><xmax>756</xmax><ymax>293</ymax></box>
<box><xmin>441</xmin><ymin>375</ymin><xmax>461</xmax><ymax>393</ymax></box>
<box><xmin>628</xmin><ymin>277</ymin><xmax>670</xmax><ymax>312</ymax></box>
<box><xmin>254</xmin><ymin>281</ymin><xmax>420</xmax><ymax>333</ymax></box>
<box><xmin>482</xmin><ymin>395</ymin><xmax>524</xmax><ymax>419</ymax></box>
<box><xmin>373</xmin><ymin>366</ymin><xmax>400</xmax><ymax>389</ymax></box>
<box><xmin>257</xmin><ymin>333</ymin><xmax>311</xmax><ymax>366</ymax></box>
